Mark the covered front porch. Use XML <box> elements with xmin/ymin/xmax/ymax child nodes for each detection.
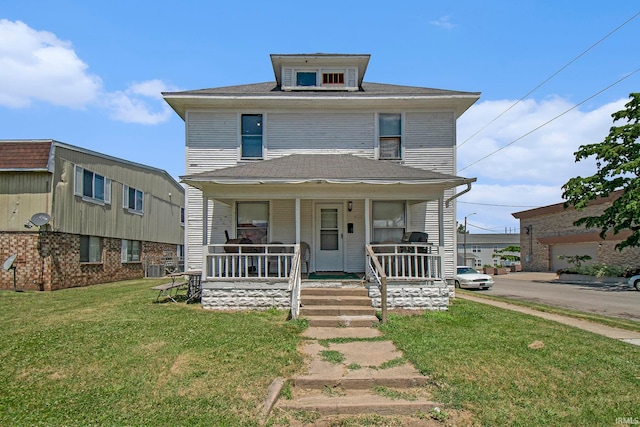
<box><xmin>181</xmin><ymin>154</ymin><xmax>475</xmax><ymax>316</ymax></box>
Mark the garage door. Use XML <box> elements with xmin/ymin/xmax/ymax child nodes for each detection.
<box><xmin>550</xmin><ymin>243</ymin><xmax>598</xmax><ymax>271</ymax></box>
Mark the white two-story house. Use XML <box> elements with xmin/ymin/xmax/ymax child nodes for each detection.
<box><xmin>163</xmin><ymin>53</ymin><xmax>479</xmax><ymax>314</ymax></box>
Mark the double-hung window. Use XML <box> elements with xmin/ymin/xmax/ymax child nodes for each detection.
<box><xmin>372</xmin><ymin>201</ymin><xmax>406</xmax><ymax>243</ymax></box>
<box><xmin>74</xmin><ymin>165</ymin><xmax>111</xmax><ymax>204</ymax></box>
<box><xmin>379</xmin><ymin>113</ymin><xmax>402</xmax><ymax>160</ymax></box>
<box><xmin>241</xmin><ymin>114</ymin><xmax>263</xmax><ymax>159</ymax></box>
<box><xmin>121</xmin><ymin>239</ymin><xmax>141</xmax><ymax>262</ymax></box>
<box><xmin>123</xmin><ymin>185</ymin><xmax>144</xmax><ymax>214</ymax></box>
<box><xmin>236</xmin><ymin>202</ymin><xmax>269</xmax><ymax>244</ymax></box>
<box><xmin>80</xmin><ymin>236</ymin><xmax>102</xmax><ymax>263</ymax></box>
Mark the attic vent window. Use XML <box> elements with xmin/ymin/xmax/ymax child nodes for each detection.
<box><xmin>296</xmin><ymin>72</ymin><xmax>317</xmax><ymax>86</ymax></box>
<box><xmin>323</xmin><ymin>73</ymin><xmax>344</xmax><ymax>85</ymax></box>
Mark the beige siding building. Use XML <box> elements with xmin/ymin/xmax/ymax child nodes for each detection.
<box><xmin>0</xmin><ymin>140</ymin><xmax>185</xmax><ymax>290</ymax></box>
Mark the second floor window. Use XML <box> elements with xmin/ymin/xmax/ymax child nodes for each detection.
<box><xmin>123</xmin><ymin>185</ymin><xmax>144</xmax><ymax>214</ymax></box>
<box><xmin>241</xmin><ymin>114</ymin><xmax>263</xmax><ymax>159</ymax></box>
<box><xmin>379</xmin><ymin>113</ymin><xmax>402</xmax><ymax>160</ymax></box>
<box><xmin>296</xmin><ymin>71</ymin><xmax>317</xmax><ymax>86</ymax></box>
<box><xmin>74</xmin><ymin>165</ymin><xmax>111</xmax><ymax>204</ymax></box>
<box><xmin>472</xmin><ymin>245</ymin><xmax>481</xmax><ymax>253</ymax></box>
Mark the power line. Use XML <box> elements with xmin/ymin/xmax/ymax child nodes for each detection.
<box><xmin>459</xmin><ymin>67</ymin><xmax>640</xmax><ymax>173</ymax></box>
<box><xmin>458</xmin><ymin>201</ymin><xmax>539</xmax><ymax>208</ymax></box>
<box><xmin>457</xmin><ymin>11</ymin><xmax>640</xmax><ymax>149</ymax></box>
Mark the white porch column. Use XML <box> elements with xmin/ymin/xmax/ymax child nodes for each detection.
<box><xmin>295</xmin><ymin>198</ymin><xmax>301</xmax><ymax>244</ymax></box>
<box><xmin>364</xmin><ymin>198</ymin><xmax>370</xmax><ymax>244</ymax></box>
<box><xmin>438</xmin><ymin>197</ymin><xmax>444</xmax><ymax>247</ymax></box>
<box><xmin>202</xmin><ymin>195</ymin><xmax>209</xmax><ymax>245</ymax></box>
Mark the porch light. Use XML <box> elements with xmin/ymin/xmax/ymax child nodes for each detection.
<box><xmin>347</xmin><ymin>201</ymin><xmax>353</xmax><ymax>211</ymax></box>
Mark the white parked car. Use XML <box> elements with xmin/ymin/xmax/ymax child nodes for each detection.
<box><xmin>627</xmin><ymin>275</ymin><xmax>640</xmax><ymax>291</ymax></box>
<box><xmin>455</xmin><ymin>266</ymin><xmax>495</xmax><ymax>290</ymax></box>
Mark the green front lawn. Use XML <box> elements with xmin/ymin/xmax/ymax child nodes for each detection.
<box><xmin>1</xmin><ymin>280</ymin><xmax>638</xmax><ymax>426</ymax></box>
<box><xmin>381</xmin><ymin>299</ymin><xmax>640</xmax><ymax>426</ymax></box>
<box><xmin>0</xmin><ymin>279</ymin><xmax>305</xmax><ymax>426</ymax></box>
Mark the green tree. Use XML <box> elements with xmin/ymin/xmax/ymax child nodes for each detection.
<box><xmin>562</xmin><ymin>93</ymin><xmax>640</xmax><ymax>251</ymax></box>
<box><xmin>457</xmin><ymin>223</ymin><xmax>468</xmax><ymax>234</ymax></box>
<box><xmin>493</xmin><ymin>245</ymin><xmax>521</xmax><ymax>263</ymax></box>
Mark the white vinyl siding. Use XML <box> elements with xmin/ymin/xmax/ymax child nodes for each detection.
<box><xmin>267</xmin><ymin>112</ymin><xmax>374</xmax><ymax>154</ymax></box>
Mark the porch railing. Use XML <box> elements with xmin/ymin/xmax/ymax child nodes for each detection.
<box><xmin>204</xmin><ymin>243</ymin><xmax>297</xmax><ymax>280</ymax></box>
<box><xmin>365</xmin><ymin>245</ymin><xmax>388</xmax><ymax>324</ymax></box>
<box><xmin>368</xmin><ymin>243</ymin><xmax>443</xmax><ymax>281</ymax></box>
<box><xmin>288</xmin><ymin>245</ymin><xmax>302</xmax><ymax>320</ymax></box>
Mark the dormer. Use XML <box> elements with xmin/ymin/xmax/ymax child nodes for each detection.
<box><xmin>270</xmin><ymin>53</ymin><xmax>370</xmax><ymax>91</ymax></box>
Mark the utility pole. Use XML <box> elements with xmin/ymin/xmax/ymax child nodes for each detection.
<box><xmin>463</xmin><ymin>213</ymin><xmax>476</xmax><ymax>266</ymax></box>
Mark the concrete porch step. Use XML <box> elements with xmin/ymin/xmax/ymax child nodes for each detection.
<box><xmin>278</xmin><ymin>389</ymin><xmax>439</xmax><ymax>416</ymax></box>
<box><xmin>300</xmin><ymin>305</ymin><xmax>376</xmax><ymax>317</ymax></box>
<box><xmin>301</xmin><ymin>286</ymin><xmax>369</xmax><ymax>297</ymax></box>
<box><xmin>300</xmin><ymin>295</ymin><xmax>373</xmax><ymax>307</ymax></box>
<box><xmin>303</xmin><ymin>315</ymin><xmax>379</xmax><ymax>328</ymax></box>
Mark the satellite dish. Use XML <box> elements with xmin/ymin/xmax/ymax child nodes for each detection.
<box><xmin>30</xmin><ymin>213</ymin><xmax>51</xmax><ymax>227</ymax></box>
<box><xmin>3</xmin><ymin>254</ymin><xmax>17</xmax><ymax>271</ymax></box>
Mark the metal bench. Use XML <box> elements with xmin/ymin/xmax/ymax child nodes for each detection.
<box><xmin>151</xmin><ymin>280</ymin><xmax>188</xmax><ymax>302</ymax></box>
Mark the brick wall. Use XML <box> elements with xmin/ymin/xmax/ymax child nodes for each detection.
<box><xmin>518</xmin><ymin>202</ymin><xmax>640</xmax><ymax>272</ymax></box>
<box><xmin>0</xmin><ymin>231</ymin><xmax>177</xmax><ymax>291</ymax></box>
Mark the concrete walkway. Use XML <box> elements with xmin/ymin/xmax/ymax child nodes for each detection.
<box><xmin>456</xmin><ymin>292</ymin><xmax>640</xmax><ymax>346</ymax></box>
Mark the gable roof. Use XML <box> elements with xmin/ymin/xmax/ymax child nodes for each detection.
<box><xmin>0</xmin><ymin>140</ymin><xmax>53</xmax><ymax>171</ymax></box>
<box><xmin>181</xmin><ymin>154</ymin><xmax>475</xmax><ymax>188</ymax></box>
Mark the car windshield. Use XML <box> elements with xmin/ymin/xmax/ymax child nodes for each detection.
<box><xmin>458</xmin><ymin>267</ymin><xmax>477</xmax><ymax>274</ymax></box>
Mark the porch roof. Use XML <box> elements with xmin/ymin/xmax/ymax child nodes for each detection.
<box><xmin>181</xmin><ymin>154</ymin><xmax>475</xmax><ymax>189</ymax></box>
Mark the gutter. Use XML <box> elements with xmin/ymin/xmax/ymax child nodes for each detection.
<box><xmin>444</xmin><ymin>179</ymin><xmax>476</xmax><ymax>208</ymax></box>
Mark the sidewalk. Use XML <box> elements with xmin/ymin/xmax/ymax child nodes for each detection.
<box><xmin>456</xmin><ymin>292</ymin><xmax>640</xmax><ymax>346</ymax></box>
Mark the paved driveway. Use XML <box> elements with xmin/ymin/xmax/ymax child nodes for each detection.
<box><xmin>478</xmin><ymin>272</ymin><xmax>640</xmax><ymax>322</ymax></box>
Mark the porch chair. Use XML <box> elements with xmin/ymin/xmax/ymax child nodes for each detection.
<box><xmin>300</xmin><ymin>242</ymin><xmax>310</xmax><ymax>278</ymax></box>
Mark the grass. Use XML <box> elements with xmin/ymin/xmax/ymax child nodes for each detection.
<box><xmin>458</xmin><ymin>288</ymin><xmax>640</xmax><ymax>333</ymax></box>
<box><xmin>2</xmin><ymin>279</ymin><xmax>639</xmax><ymax>426</ymax></box>
<box><xmin>0</xmin><ymin>279</ymin><xmax>306</xmax><ymax>426</ymax></box>
<box><xmin>380</xmin><ymin>298</ymin><xmax>640</xmax><ymax>426</ymax></box>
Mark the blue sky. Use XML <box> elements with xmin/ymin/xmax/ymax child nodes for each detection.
<box><xmin>2</xmin><ymin>1</ymin><xmax>639</xmax><ymax>233</ymax></box>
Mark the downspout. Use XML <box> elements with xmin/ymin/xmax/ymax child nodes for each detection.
<box><xmin>444</xmin><ymin>179</ymin><xmax>476</xmax><ymax>208</ymax></box>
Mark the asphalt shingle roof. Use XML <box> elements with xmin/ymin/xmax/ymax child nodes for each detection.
<box><xmin>0</xmin><ymin>140</ymin><xmax>52</xmax><ymax>170</ymax></box>
<box><xmin>164</xmin><ymin>81</ymin><xmax>479</xmax><ymax>98</ymax></box>
<box><xmin>182</xmin><ymin>154</ymin><xmax>469</xmax><ymax>183</ymax></box>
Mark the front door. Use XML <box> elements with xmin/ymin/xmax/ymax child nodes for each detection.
<box><xmin>314</xmin><ymin>204</ymin><xmax>343</xmax><ymax>271</ymax></box>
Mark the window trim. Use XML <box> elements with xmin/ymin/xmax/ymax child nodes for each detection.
<box><xmin>80</xmin><ymin>235</ymin><xmax>102</xmax><ymax>263</ymax></box>
<box><xmin>123</xmin><ymin>185</ymin><xmax>144</xmax><ymax>215</ymax></box>
<box><xmin>240</xmin><ymin>114</ymin><xmax>264</xmax><ymax>159</ymax></box>
<box><xmin>74</xmin><ymin>165</ymin><xmax>111</xmax><ymax>205</ymax></box>
<box><xmin>236</xmin><ymin>201</ymin><xmax>269</xmax><ymax>244</ymax></box>
<box><xmin>121</xmin><ymin>239</ymin><xmax>141</xmax><ymax>263</ymax></box>
<box><xmin>371</xmin><ymin>201</ymin><xmax>406</xmax><ymax>243</ymax></box>
<box><xmin>378</xmin><ymin>113</ymin><xmax>403</xmax><ymax>160</ymax></box>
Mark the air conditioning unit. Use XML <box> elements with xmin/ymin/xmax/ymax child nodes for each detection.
<box><xmin>146</xmin><ymin>265</ymin><xmax>164</xmax><ymax>278</ymax></box>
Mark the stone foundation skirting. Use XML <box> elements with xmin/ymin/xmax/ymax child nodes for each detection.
<box><xmin>367</xmin><ymin>282</ymin><xmax>450</xmax><ymax>310</ymax></box>
<box><xmin>201</xmin><ymin>282</ymin><xmax>290</xmax><ymax>310</ymax></box>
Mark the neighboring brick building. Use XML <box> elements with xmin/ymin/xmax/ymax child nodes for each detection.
<box><xmin>512</xmin><ymin>193</ymin><xmax>640</xmax><ymax>272</ymax></box>
<box><xmin>0</xmin><ymin>140</ymin><xmax>185</xmax><ymax>291</ymax></box>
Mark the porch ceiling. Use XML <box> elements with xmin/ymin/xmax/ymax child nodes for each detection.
<box><xmin>181</xmin><ymin>154</ymin><xmax>476</xmax><ymax>196</ymax></box>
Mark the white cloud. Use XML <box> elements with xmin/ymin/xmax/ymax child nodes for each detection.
<box><xmin>456</xmin><ymin>96</ymin><xmax>627</xmax><ymax>231</ymax></box>
<box><xmin>0</xmin><ymin>19</ymin><xmax>101</xmax><ymax>108</ymax></box>
<box><xmin>0</xmin><ymin>19</ymin><xmax>175</xmax><ymax>124</ymax></box>
<box><xmin>429</xmin><ymin>16</ymin><xmax>456</xmax><ymax>30</ymax></box>
<box><xmin>104</xmin><ymin>80</ymin><xmax>178</xmax><ymax>125</ymax></box>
